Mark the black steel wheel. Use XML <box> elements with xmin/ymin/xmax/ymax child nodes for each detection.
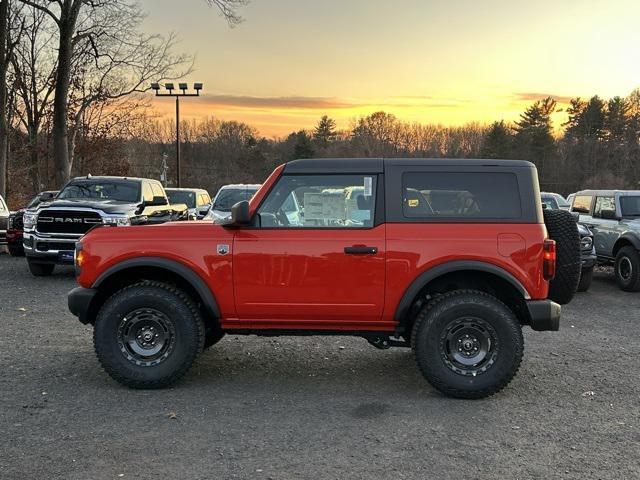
<box><xmin>412</xmin><ymin>290</ymin><xmax>523</xmax><ymax>399</ymax></box>
<box><xmin>615</xmin><ymin>246</ymin><xmax>640</xmax><ymax>292</ymax></box>
<box><xmin>440</xmin><ymin>317</ymin><xmax>498</xmax><ymax>377</ymax></box>
<box><xmin>117</xmin><ymin>308</ymin><xmax>176</xmax><ymax>367</ymax></box>
<box><xmin>94</xmin><ymin>281</ymin><xmax>204</xmax><ymax>389</ymax></box>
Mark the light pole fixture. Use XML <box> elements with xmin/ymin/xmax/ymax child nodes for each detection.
<box><xmin>151</xmin><ymin>82</ymin><xmax>203</xmax><ymax>188</ymax></box>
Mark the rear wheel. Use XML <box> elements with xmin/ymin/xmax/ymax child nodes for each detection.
<box><xmin>543</xmin><ymin>209</ymin><xmax>580</xmax><ymax>304</ymax></box>
<box><xmin>577</xmin><ymin>267</ymin><xmax>593</xmax><ymax>292</ymax></box>
<box><xmin>27</xmin><ymin>259</ymin><xmax>54</xmax><ymax>276</ymax></box>
<box><xmin>8</xmin><ymin>245</ymin><xmax>24</xmax><ymax>257</ymax></box>
<box><xmin>614</xmin><ymin>246</ymin><xmax>640</xmax><ymax>292</ymax></box>
<box><xmin>411</xmin><ymin>290</ymin><xmax>523</xmax><ymax>399</ymax></box>
<box><xmin>94</xmin><ymin>281</ymin><xmax>204</xmax><ymax>388</ymax></box>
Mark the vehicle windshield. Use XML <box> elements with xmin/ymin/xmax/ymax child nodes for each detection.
<box><xmin>58</xmin><ymin>181</ymin><xmax>140</xmax><ymax>202</ymax></box>
<box><xmin>620</xmin><ymin>196</ymin><xmax>640</xmax><ymax>216</ymax></box>
<box><xmin>553</xmin><ymin>194</ymin><xmax>570</xmax><ymax>208</ymax></box>
<box><xmin>541</xmin><ymin>196</ymin><xmax>559</xmax><ymax>210</ymax></box>
<box><xmin>167</xmin><ymin>190</ymin><xmax>196</xmax><ymax>208</ymax></box>
<box><xmin>213</xmin><ymin>187</ymin><xmax>258</xmax><ymax>212</ymax></box>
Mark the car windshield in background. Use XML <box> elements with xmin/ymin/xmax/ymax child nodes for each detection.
<box><xmin>167</xmin><ymin>191</ymin><xmax>196</xmax><ymax>208</ymax></box>
<box><xmin>213</xmin><ymin>188</ymin><xmax>258</xmax><ymax>211</ymax></box>
<box><xmin>58</xmin><ymin>181</ymin><xmax>140</xmax><ymax>203</ymax></box>
<box><xmin>541</xmin><ymin>196</ymin><xmax>559</xmax><ymax>210</ymax></box>
<box><xmin>554</xmin><ymin>194</ymin><xmax>570</xmax><ymax>208</ymax></box>
<box><xmin>620</xmin><ymin>196</ymin><xmax>640</xmax><ymax>216</ymax></box>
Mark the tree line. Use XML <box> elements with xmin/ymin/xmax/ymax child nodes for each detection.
<box><xmin>2</xmin><ymin>1</ymin><xmax>639</xmax><ymax>207</ymax></box>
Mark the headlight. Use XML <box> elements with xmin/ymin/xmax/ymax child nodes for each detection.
<box><xmin>102</xmin><ymin>216</ymin><xmax>130</xmax><ymax>226</ymax></box>
<box><xmin>580</xmin><ymin>236</ymin><xmax>593</xmax><ymax>251</ymax></box>
<box><xmin>23</xmin><ymin>212</ymin><xmax>37</xmax><ymax>229</ymax></box>
<box><xmin>7</xmin><ymin>216</ymin><xmax>13</xmax><ymax>229</ymax></box>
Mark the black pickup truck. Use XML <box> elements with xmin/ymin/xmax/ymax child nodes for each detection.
<box><xmin>22</xmin><ymin>176</ymin><xmax>188</xmax><ymax>276</ymax></box>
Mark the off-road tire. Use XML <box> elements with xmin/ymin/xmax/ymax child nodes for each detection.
<box><xmin>411</xmin><ymin>290</ymin><xmax>523</xmax><ymax>399</ymax></box>
<box><xmin>93</xmin><ymin>281</ymin><xmax>205</xmax><ymax>389</ymax></box>
<box><xmin>203</xmin><ymin>327</ymin><xmax>225</xmax><ymax>349</ymax></box>
<box><xmin>577</xmin><ymin>267</ymin><xmax>593</xmax><ymax>292</ymax></box>
<box><xmin>614</xmin><ymin>246</ymin><xmax>640</xmax><ymax>292</ymax></box>
<box><xmin>543</xmin><ymin>209</ymin><xmax>580</xmax><ymax>304</ymax></box>
<box><xmin>27</xmin><ymin>259</ymin><xmax>54</xmax><ymax>276</ymax></box>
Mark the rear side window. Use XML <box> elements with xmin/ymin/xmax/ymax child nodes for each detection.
<box><xmin>593</xmin><ymin>197</ymin><xmax>616</xmax><ymax>217</ymax></box>
<box><xmin>401</xmin><ymin>172</ymin><xmax>521</xmax><ymax>219</ymax></box>
<box><xmin>572</xmin><ymin>195</ymin><xmax>593</xmax><ymax>214</ymax></box>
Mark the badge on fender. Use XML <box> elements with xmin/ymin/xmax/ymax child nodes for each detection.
<box><xmin>217</xmin><ymin>244</ymin><xmax>229</xmax><ymax>255</ymax></box>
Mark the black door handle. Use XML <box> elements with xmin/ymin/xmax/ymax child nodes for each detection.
<box><xmin>344</xmin><ymin>246</ymin><xmax>378</xmax><ymax>255</ymax></box>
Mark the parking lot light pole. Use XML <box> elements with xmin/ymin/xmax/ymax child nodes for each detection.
<box><xmin>151</xmin><ymin>82</ymin><xmax>203</xmax><ymax>187</ymax></box>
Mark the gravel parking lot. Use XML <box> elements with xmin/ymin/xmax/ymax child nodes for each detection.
<box><xmin>0</xmin><ymin>254</ymin><xmax>638</xmax><ymax>480</ymax></box>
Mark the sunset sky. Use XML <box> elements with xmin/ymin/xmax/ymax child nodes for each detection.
<box><xmin>140</xmin><ymin>0</ymin><xmax>640</xmax><ymax>137</ymax></box>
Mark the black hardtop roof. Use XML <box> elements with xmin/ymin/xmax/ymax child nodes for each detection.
<box><xmin>283</xmin><ymin>157</ymin><xmax>535</xmax><ymax>174</ymax></box>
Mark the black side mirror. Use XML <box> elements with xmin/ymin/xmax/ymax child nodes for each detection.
<box><xmin>40</xmin><ymin>192</ymin><xmax>55</xmax><ymax>200</ymax></box>
<box><xmin>224</xmin><ymin>200</ymin><xmax>250</xmax><ymax>226</ymax></box>
<box><xmin>600</xmin><ymin>209</ymin><xmax>618</xmax><ymax>220</ymax></box>
<box><xmin>146</xmin><ymin>196</ymin><xmax>168</xmax><ymax>206</ymax></box>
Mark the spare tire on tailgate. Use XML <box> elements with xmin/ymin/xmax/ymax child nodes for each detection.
<box><xmin>543</xmin><ymin>209</ymin><xmax>581</xmax><ymax>305</ymax></box>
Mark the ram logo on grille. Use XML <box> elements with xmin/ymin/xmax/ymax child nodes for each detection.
<box><xmin>39</xmin><ymin>217</ymin><xmax>101</xmax><ymax>224</ymax></box>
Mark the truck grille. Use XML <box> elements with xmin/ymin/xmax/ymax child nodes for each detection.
<box><xmin>36</xmin><ymin>241</ymin><xmax>76</xmax><ymax>251</ymax></box>
<box><xmin>36</xmin><ymin>209</ymin><xmax>102</xmax><ymax>234</ymax></box>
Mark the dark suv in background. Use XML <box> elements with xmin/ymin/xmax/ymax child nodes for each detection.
<box><xmin>0</xmin><ymin>195</ymin><xmax>8</xmax><ymax>251</ymax></box>
<box><xmin>7</xmin><ymin>191</ymin><xmax>58</xmax><ymax>256</ymax></box>
<box><xmin>23</xmin><ymin>176</ymin><xmax>188</xmax><ymax>276</ymax></box>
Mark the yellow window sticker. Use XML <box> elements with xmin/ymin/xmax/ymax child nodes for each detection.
<box><xmin>408</xmin><ymin>199</ymin><xmax>419</xmax><ymax>207</ymax></box>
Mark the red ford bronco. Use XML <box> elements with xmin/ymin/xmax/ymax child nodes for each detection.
<box><xmin>68</xmin><ymin>158</ymin><xmax>580</xmax><ymax>398</ymax></box>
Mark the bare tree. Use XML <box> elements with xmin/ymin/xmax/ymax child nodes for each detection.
<box><xmin>17</xmin><ymin>0</ymin><xmax>247</xmax><ymax>187</ymax></box>
<box><xmin>0</xmin><ymin>0</ymin><xmax>24</xmax><ymax>197</ymax></box>
<box><xmin>11</xmin><ymin>4</ymin><xmax>56</xmax><ymax>190</ymax></box>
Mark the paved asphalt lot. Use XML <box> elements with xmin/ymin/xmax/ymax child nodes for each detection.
<box><xmin>0</xmin><ymin>254</ymin><xmax>638</xmax><ymax>480</ymax></box>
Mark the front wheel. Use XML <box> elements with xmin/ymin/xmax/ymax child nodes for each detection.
<box><xmin>614</xmin><ymin>246</ymin><xmax>640</xmax><ymax>292</ymax></box>
<box><xmin>93</xmin><ymin>281</ymin><xmax>204</xmax><ymax>388</ymax></box>
<box><xmin>27</xmin><ymin>259</ymin><xmax>54</xmax><ymax>276</ymax></box>
<box><xmin>411</xmin><ymin>290</ymin><xmax>523</xmax><ymax>399</ymax></box>
<box><xmin>577</xmin><ymin>267</ymin><xmax>594</xmax><ymax>292</ymax></box>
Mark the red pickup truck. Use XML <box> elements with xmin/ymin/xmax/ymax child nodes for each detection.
<box><xmin>68</xmin><ymin>158</ymin><xmax>580</xmax><ymax>398</ymax></box>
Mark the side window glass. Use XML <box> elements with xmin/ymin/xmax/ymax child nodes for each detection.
<box><xmin>572</xmin><ymin>195</ymin><xmax>593</xmax><ymax>214</ymax></box>
<box><xmin>593</xmin><ymin>197</ymin><xmax>616</xmax><ymax>217</ymax></box>
<box><xmin>0</xmin><ymin>197</ymin><xmax>6</xmax><ymax>211</ymax></box>
<box><xmin>402</xmin><ymin>172</ymin><xmax>521</xmax><ymax>219</ymax></box>
<box><xmin>142</xmin><ymin>183</ymin><xmax>154</xmax><ymax>202</ymax></box>
<box><xmin>258</xmin><ymin>175</ymin><xmax>376</xmax><ymax>228</ymax></box>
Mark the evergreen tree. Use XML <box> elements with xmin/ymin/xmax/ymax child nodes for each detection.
<box><xmin>604</xmin><ymin>96</ymin><xmax>629</xmax><ymax>142</ymax></box>
<box><xmin>313</xmin><ymin>115</ymin><xmax>337</xmax><ymax>147</ymax></box>
<box><xmin>480</xmin><ymin>121</ymin><xmax>513</xmax><ymax>159</ymax></box>
<box><xmin>513</xmin><ymin>97</ymin><xmax>557</xmax><ymax>164</ymax></box>
<box><xmin>292</xmin><ymin>130</ymin><xmax>315</xmax><ymax>159</ymax></box>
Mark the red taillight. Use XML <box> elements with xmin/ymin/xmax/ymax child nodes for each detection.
<box><xmin>543</xmin><ymin>239</ymin><xmax>556</xmax><ymax>280</ymax></box>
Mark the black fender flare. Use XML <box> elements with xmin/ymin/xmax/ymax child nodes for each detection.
<box><xmin>394</xmin><ymin>260</ymin><xmax>530</xmax><ymax>323</ymax></box>
<box><xmin>93</xmin><ymin>257</ymin><xmax>221</xmax><ymax>319</ymax></box>
<box><xmin>613</xmin><ymin>233</ymin><xmax>640</xmax><ymax>256</ymax></box>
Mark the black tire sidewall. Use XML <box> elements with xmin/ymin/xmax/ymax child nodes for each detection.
<box><xmin>543</xmin><ymin>209</ymin><xmax>581</xmax><ymax>304</ymax></box>
<box><xmin>94</xmin><ymin>284</ymin><xmax>201</xmax><ymax>387</ymax></box>
<box><xmin>414</xmin><ymin>293</ymin><xmax>523</xmax><ymax>397</ymax></box>
<box><xmin>27</xmin><ymin>260</ymin><xmax>54</xmax><ymax>276</ymax></box>
<box><xmin>577</xmin><ymin>267</ymin><xmax>593</xmax><ymax>292</ymax></box>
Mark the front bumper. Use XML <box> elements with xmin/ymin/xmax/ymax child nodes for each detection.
<box><xmin>23</xmin><ymin>232</ymin><xmax>80</xmax><ymax>264</ymax></box>
<box><xmin>68</xmin><ymin>287</ymin><xmax>98</xmax><ymax>324</ymax></box>
<box><xmin>581</xmin><ymin>247</ymin><xmax>597</xmax><ymax>269</ymax></box>
<box><xmin>526</xmin><ymin>300</ymin><xmax>561</xmax><ymax>331</ymax></box>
